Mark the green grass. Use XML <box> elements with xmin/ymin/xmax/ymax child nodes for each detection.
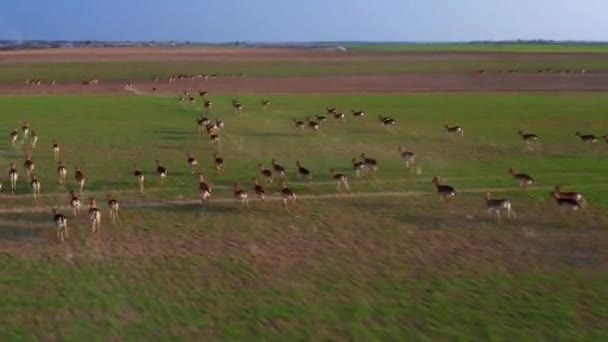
<box><xmin>1</xmin><ymin>93</ymin><xmax>608</xmax><ymax>339</ymax></box>
<box><xmin>1</xmin><ymin>56</ymin><xmax>608</xmax><ymax>83</ymax></box>
<box><xmin>348</xmin><ymin>43</ymin><xmax>608</xmax><ymax>53</ymax></box>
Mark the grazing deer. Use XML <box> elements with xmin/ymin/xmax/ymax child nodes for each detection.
<box><xmin>75</xmin><ymin>165</ymin><xmax>86</xmax><ymax>193</ymax></box>
<box><xmin>154</xmin><ymin>160</ymin><xmax>167</xmax><ymax>185</ymax></box>
<box><xmin>293</xmin><ymin>118</ymin><xmax>305</xmax><ymax>129</ymax></box>
<box><xmin>30</xmin><ymin>174</ymin><xmax>41</xmax><ymax>202</ymax></box>
<box><xmin>133</xmin><ymin>165</ymin><xmax>145</xmax><ymax>193</ymax></box>
<box><xmin>518</xmin><ymin>130</ymin><xmax>538</xmax><ymax>149</ymax></box>
<box><xmin>52</xmin><ymin>208</ymin><xmax>69</xmax><ymax>242</ymax></box>
<box><xmin>296</xmin><ymin>161</ymin><xmax>312</xmax><ymax>181</ymax></box>
<box><xmin>280</xmin><ymin>181</ymin><xmax>296</xmax><ymax>211</ymax></box>
<box><xmin>259</xmin><ymin>164</ymin><xmax>274</xmax><ymax>184</ymax></box>
<box><xmin>331</xmin><ymin>169</ymin><xmax>351</xmax><ymax>193</ymax></box>
<box><xmin>23</xmin><ymin>154</ymin><xmax>35</xmax><ymax>178</ymax></box>
<box><xmin>107</xmin><ymin>196</ymin><xmax>119</xmax><ymax>224</ymax></box>
<box><xmin>57</xmin><ymin>161</ymin><xmax>67</xmax><ymax>185</ymax></box>
<box><xmin>352</xmin><ymin>158</ymin><xmax>367</xmax><ymax>177</ymax></box>
<box><xmin>552</xmin><ymin>192</ymin><xmax>582</xmax><ymax>212</ymax></box>
<box><xmin>398</xmin><ymin>146</ymin><xmax>416</xmax><ymax>169</ymax></box>
<box><xmin>484</xmin><ymin>192</ymin><xmax>515</xmax><ymax>222</ymax></box>
<box><xmin>233</xmin><ymin>183</ymin><xmax>249</xmax><ymax>208</ymax></box>
<box><xmin>351</xmin><ymin>110</ymin><xmax>365</xmax><ymax>119</ymax></box>
<box><xmin>575</xmin><ymin>131</ymin><xmax>598</xmax><ymax>144</ymax></box>
<box><xmin>198</xmin><ymin>173</ymin><xmax>212</xmax><ymax>203</ymax></box>
<box><xmin>70</xmin><ymin>190</ymin><xmax>81</xmax><ymax>217</ymax></box>
<box><xmin>10</xmin><ymin>128</ymin><xmax>18</xmax><ymax>148</ymax></box>
<box><xmin>8</xmin><ymin>162</ymin><xmax>18</xmax><ymax>193</ymax></box>
<box><xmin>271</xmin><ymin>159</ymin><xmax>286</xmax><ymax>179</ymax></box>
<box><xmin>88</xmin><ymin>197</ymin><xmax>102</xmax><ymax>233</ymax></box>
<box><xmin>186</xmin><ymin>153</ymin><xmax>198</xmax><ymax>172</ymax></box>
<box><xmin>508</xmin><ymin>168</ymin><xmax>534</xmax><ymax>190</ymax></box>
<box><xmin>378</xmin><ymin>115</ymin><xmax>396</xmax><ymax>126</ymax></box>
<box><xmin>253</xmin><ymin>178</ymin><xmax>265</xmax><ymax>201</ymax></box>
<box><xmin>307</xmin><ymin>117</ymin><xmax>320</xmax><ymax>130</ymax></box>
<box><xmin>213</xmin><ymin>153</ymin><xmax>224</xmax><ymax>173</ymax></box>
<box><xmin>445</xmin><ymin>124</ymin><xmax>464</xmax><ymax>136</ymax></box>
<box><xmin>361</xmin><ymin>153</ymin><xmax>378</xmax><ymax>173</ymax></box>
<box><xmin>52</xmin><ymin>140</ymin><xmax>60</xmax><ymax>161</ymax></box>
<box><xmin>553</xmin><ymin>186</ymin><xmax>586</xmax><ymax>207</ymax></box>
<box><xmin>30</xmin><ymin>131</ymin><xmax>38</xmax><ymax>149</ymax></box>
<box><xmin>432</xmin><ymin>177</ymin><xmax>456</xmax><ymax>201</ymax></box>
<box><xmin>21</xmin><ymin>122</ymin><xmax>30</xmax><ymax>140</ymax></box>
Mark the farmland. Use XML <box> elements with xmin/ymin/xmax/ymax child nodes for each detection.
<box><xmin>1</xmin><ymin>47</ymin><xmax>608</xmax><ymax>340</ymax></box>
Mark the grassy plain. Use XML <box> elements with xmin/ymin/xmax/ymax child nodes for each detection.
<box><xmin>348</xmin><ymin>43</ymin><xmax>608</xmax><ymax>53</ymax></box>
<box><xmin>1</xmin><ymin>93</ymin><xmax>608</xmax><ymax>340</ymax></box>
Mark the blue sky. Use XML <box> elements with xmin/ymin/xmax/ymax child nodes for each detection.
<box><xmin>1</xmin><ymin>0</ymin><xmax>606</xmax><ymax>42</ymax></box>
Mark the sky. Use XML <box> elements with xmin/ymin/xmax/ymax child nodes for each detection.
<box><xmin>0</xmin><ymin>0</ymin><xmax>606</xmax><ymax>42</ymax></box>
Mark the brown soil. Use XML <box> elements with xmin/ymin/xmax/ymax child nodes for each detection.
<box><xmin>1</xmin><ymin>73</ymin><xmax>607</xmax><ymax>95</ymax></box>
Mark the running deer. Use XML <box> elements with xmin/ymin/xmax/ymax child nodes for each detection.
<box><xmin>293</xmin><ymin>118</ymin><xmax>305</xmax><ymax>129</ymax></box>
<box><xmin>484</xmin><ymin>192</ymin><xmax>515</xmax><ymax>222</ymax></box>
<box><xmin>432</xmin><ymin>177</ymin><xmax>456</xmax><ymax>201</ymax></box>
<box><xmin>351</xmin><ymin>110</ymin><xmax>365</xmax><ymax>119</ymax></box>
<box><xmin>197</xmin><ymin>117</ymin><xmax>211</xmax><ymax>132</ymax></box>
<box><xmin>133</xmin><ymin>165</ymin><xmax>144</xmax><ymax>193</ymax></box>
<box><xmin>331</xmin><ymin>169</ymin><xmax>351</xmax><ymax>193</ymax></box>
<box><xmin>23</xmin><ymin>154</ymin><xmax>35</xmax><ymax>178</ymax></box>
<box><xmin>199</xmin><ymin>90</ymin><xmax>208</xmax><ymax>97</ymax></box>
<box><xmin>75</xmin><ymin>165</ymin><xmax>86</xmax><ymax>193</ymax></box>
<box><xmin>198</xmin><ymin>173</ymin><xmax>212</xmax><ymax>203</ymax></box>
<box><xmin>553</xmin><ymin>186</ymin><xmax>586</xmax><ymax>207</ymax></box>
<box><xmin>52</xmin><ymin>140</ymin><xmax>60</xmax><ymax>161</ymax></box>
<box><xmin>259</xmin><ymin>164</ymin><xmax>274</xmax><ymax>184</ymax></box>
<box><xmin>57</xmin><ymin>161</ymin><xmax>67</xmax><ymax>185</ymax></box>
<box><xmin>30</xmin><ymin>131</ymin><xmax>38</xmax><ymax>149</ymax></box>
<box><xmin>213</xmin><ymin>153</ymin><xmax>224</xmax><ymax>173</ymax></box>
<box><xmin>10</xmin><ymin>128</ymin><xmax>18</xmax><ymax>148</ymax></box>
<box><xmin>70</xmin><ymin>190</ymin><xmax>81</xmax><ymax>217</ymax></box>
<box><xmin>398</xmin><ymin>146</ymin><xmax>416</xmax><ymax>169</ymax></box>
<box><xmin>271</xmin><ymin>159</ymin><xmax>286</xmax><ymax>179</ymax></box>
<box><xmin>233</xmin><ymin>183</ymin><xmax>249</xmax><ymax>208</ymax></box>
<box><xmin>21</xmin><ymin>122</ymin><xmax>30</xmax><ymax>140</ymax></box>
<box><xmin>85</xmin><ymin>79</ymin><xmax>99</xmax><ymax>86</ymax></box>
<box><xmin>333</xmin><ymin>112</ymin><xmax>345</xmax><ymax>121</ymax></box>
<box><xmin>209</xmin><ymin>133</ymin><xmax>220</xmax><ymax>144</ymax></box>
<box><xmin>296</xmin><ymin>161</ymin><xmax>312</xmax><ymax>180</ymax></box>
<box><xmin>378</xmin><ymin>115</ymin><xmax>396</xmax><ymax>126</ymax></box>
<box><xmin>315</xmin><ymin>114</ymin><xmax>327</xmax><ymax>123</ymax></box>
<box><xmin>30</xmin><ymin>174</ymin><xmax>41</xmax><ymax>202</ymax></box>
<box><xmin>280</xmin><ymin>181</ymin><xmax>296</xmax><ymax>211</ymax></box>
<box><xmin>52</xmin><ymin>208</ymin><xmax>68</xmax><ymax>242</ymax></box>
<box><xmin>8</xmin><ymin>162</ymin><xmax>18</xmax><ymax>193</ymax></box>
<box><xmin>186</xmin><ymin>153</ymin><xmax>198</xmax><ymax>172</ymax></box>
<box><xmin>361</xmin><ymin>153</ymin><xmax>379</xmax><ymax>173</ymax></box>
<box><xmin>575</xmin><ymin>131</ymin><xmax>598</xmax><ymax>144</ymax></box>
<box><xmin>232</xmin><ymin>98</ymin><xmax>243</xmax><ymax>113</ymax></box>
<box><xmin>155</xmin><ymin>160</ymin><xmax>167</xmax><ymax>185</ymax></box>
<box><xmin>445</xmin><ymin>124</ymin><xmax>464</xmax><ymax>136</ymax></box>
<box><xmin>508</xmin><ymin>168</ymin><xmax>534</xmax><ymax>190</ymax></box>
<box><xmin>352</xmin><ymin>158</ymin><xmax>367</xmax><ymax>177</ymax></box>
<box><xmin>307</xmin><ymin>117</ymin><xmax>320</xmax><ymax>130</ymax></box>
<box><xmin>518</xmin><ymin>130</ymin><xmax>538</xmax><ymax>147</ymax></box>
<box><xmin>326</xmin><ymin>107</ymin><xmax>337</xmax><ymax>115</ymax></box>
<box><xmin>107</xmin><ymin>195</ymin><xmax>119</xmax><ymax>224</ymax></box>
<box><xmin>261</xmin><ymin>99</ymin><xmax>271</xmax><ymax>108</ymax></box>
<box><xmin>551</xmin><ymin>191</ymin><xmax>582</xmax><ymax>212</ymax></box>
<box><xmin>88</xmin><ymin>197</ymin><xmax>102</xmax><ymax>233</ymax></box>
<box><xmin>253</xmin><ymin>178</ymin><xmax>265</xmax><ymax>201</ymax></box>
<box><xmin>204</xmin><ymin>100</ymin><xmax>213</xmax><ymax>111</ymax></box>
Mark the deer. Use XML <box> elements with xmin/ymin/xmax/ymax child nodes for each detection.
<box><xmin>209</xmin><ymin>133</ymin><xmax>220</xmax><ymax>144</ymax></box>
<box><xmin>445</xmin><ymin>124</ymin><xmax>464</xmax><ymax>136</ymax></box>
<box><xmin>378</xmin><ymin>115</ymin><xmax>396</xmax><ymax>126</ymax></box>
<box><xmin>70</xmin><ymin>190</ymin><xmax>81</xmax><ymax>217</ymax></box>
<box><xmin>280</xmin><ymin>181</ymin><xmax>296</xmax><ymax>211</ymax></box>
<box><xmin>361</xmin><ymin>153</ymin><xmax>378</xmax><ymax>173</ymax></box>
<box><xmin>575</xmin><ymin>131</ymin><xmax>598</xmax><ymax>144</ymax></box>
<box><xmin>351</xmin><ymin>110</ymin><xmax>365</xmax><ymax>119</ymax></box>
<box><xmin>333</xmin><ymin>112</ymin><xmax>345</xmax><ymax>121</ymax></box>
<box><xmin>23</xmin><ymin>154</ymin><xmax>35</xmax><ymax>178</ymax></box>
<box><xmin>52</xmin><ymin>140</ymin><xmax>60</xmax><ymax>161</ymax></box>
<box><xmin>52</xmin><ymin>208</ymin><xmax>68</xmax><ymax>242</ymax></box>
<box><xmin>133</xmin><ymin>165</ymin><xmax>144</xmax><ymax>193</ymax></box>
<box><xmin>198</xmin><ymin>173</ymin><xmax>212</xmax><ymax>203</ymax></box>
<box><xmin>398</xmin><ymin>146</ymin><xmax>416</xmax><ymax>169</ymax></box>
<box><xmin>326</xmin><ymin>107</ymin><xmax>337</xmax><ymax>115</ymax></box>
<box><xmin>296</xmin><ymin>161</ymin><xmax>312</xmax><ymax>181</ymax></box>
<box><xmin>315</xmin><ymin>114</ymin><xmax>327</xmax><ymax>123</ymax></box>
<box><xmin>57</xmin><ymin>161</ymin><xmax>67</xmax><ymax>185</ymax></box>
<box><xmin>259</xmin><ymin>164</ymin><xmax>274</xmax><ymax>184</ymax></box>
<box><xmin>10</xmin><ymin>128</ymin><xmax>18</xmax><ymax>148</ymax></box>
<box><xmin>232</xmin><ymin>98</ymin><xmax>243</xmax><ymax>113</ymax></box>
<box><xmin>30</xmin><ymin>131</ymin><xmax>38</xmax><ymax>149</ymax></box>
<box><xmin>331</xmin><ymin>169</ymin><xmax>351</xmax><ymax>193</ymax></box>
<box><xmin>518</xmin><ymin>130</ymin><xmax>538</xmax><ymax>148</ymax></box>
<box><xmin>213</xmin><ymin>153</ymin><xmax>224</xmax><ymax>173</ymax></box>
<box><xmin>293</xmin><ymin>118</ymin><xmax>305</xmax><ymax>129</ymax></box>
<box><xmin>155</xmin><ymin>160</ymin><xmax>167</xmax><ymax>185</ymax></box>
<box><xmin>352</xmin><ymin>158</ymin><xmax>367</xmax><ymax>177</ymax></box>
<box><xmin>261</xmin><ymin>99</ymin><xmax>271</xmax><ymax>109</ymax></box>
<box><xmin>271</xmin><ymin>159</ymin><xmax>286</xmax><ymax>179</ymax></box>
<box><xmin>508</xmin><ymin>168</ymin><xmax>534</xmax><ymax>190</ymax></box>
<box><xmin>432</xmin><ymin>177</ymin><xmax>456</xmax><ymax>201</ymax></box>
<box><xmin>30</xmin><ymin>174</ymin><xmax>41</xmax><ymax>202</ymax></box>
<box><xmin>186</xmin><ymin>153</ymin><xmax>198</xmax><ymax>172</ymax></box>
<box><xmin>199</xmin><ymin>90</ymin><xmax>208</xmax><ymax>98</ymax></box>
<box><xmin>8</xmin><ymin>162</ymin><xmax>18</xmax><ymax>193</ymax></box>
<box><xmin>107</xmin><ymin>195</ymin><xmax>119</xmax><ymax>224</ymax></box>
<box><xmin>204</xmin><ymin>100</ymin><xmax>213</xmax><ymax>112</ymax></box>
<box><xmin>253</xmin><ymin>178</ymin><xmax>265</xmax><ymax>201</ymax></box>
<box><xmin>553</xmin><ymin>186</ymin><xmax>586</xmax><ymax>207</ymax></box>
<box><xmin>21</xmin><ymin>122</ymin><xmax>30</xmax><ymax>140</ymax></box>
<box><xmin>75</xmin><ymin>165</ymin><xmax>86</xmax><ymax>193</ymax></box>
<box><xmin>307</xmin><ymin>117</ymin><xmax>320</xmax><ymax>130</ymax></box>
<box><xmin>233</xmin><ymin>183</ymin><xmax>249</xmax><ymax>208</ymax></box>
<box><xmin>551</xmin><ymin>191</ymin><xmax>582</xmax><ymax>212</ymax></box>
<box><xmin>88</xmin><ymin>197</ymin><xmax>102</xmax><ymax>233</ymax></box>
<box><xmin>484</xmin><ymin>192</ymin><xmax>515</xmax><ymax>222</ymax></box>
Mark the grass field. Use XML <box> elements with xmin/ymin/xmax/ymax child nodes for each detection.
<box><xmin>1</xmin><ymin>57</ymin><xmax>608</xmax><ymax>83</ymax></box>
<box><xmin>348</xmin><ymin>43</ymin><xmax>608</xmax><ymax>53</ymax></box>
<box><xmin>1</xmin><ymin>93</ymin><xmax>608</xmax><ymax>339</ymax></box>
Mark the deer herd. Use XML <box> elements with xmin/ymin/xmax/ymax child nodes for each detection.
<box><xmin>3</xmin><ymin>94</ymin><xmax>604</xmax><ymax>243</ymax></box>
